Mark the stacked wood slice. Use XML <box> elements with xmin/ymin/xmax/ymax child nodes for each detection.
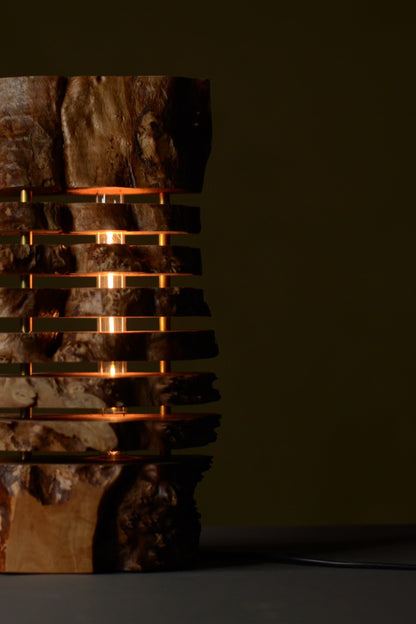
<box><xmin>0</xmin><ymin>75</ymin><xmax>211</xmax><ymax>194</ymax></box>
<box><xmin>0</xmin><ymin>76</ymin><xmax>218</xmax><ymax>573</ymax></box>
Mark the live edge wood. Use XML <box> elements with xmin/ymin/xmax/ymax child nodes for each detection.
<box><xmin>0</xmin><ymin>75</ymin><xmax>217</xmax><ymax>575</ymax></box>
<box><xmin>0</xmin><ymin>414</ymin><xmax>221</xmax><ymax>452</ymax></box>
<box><xmin>0</xmin><ymin>457</ymin><xmax>210</xmax><ymax>572</ymax></box>
<box><xmin>0</xmin><ymin>75</ymin><xmax>211</xmax><ymax>194</ymax></box>
<box><xmin>0</xmin><ymin>202</ymin><xmax>201</xmax><ymax>234</ymax></box>
<box><xmin>0</xmin><ymin>372</ymin><xmax>219</xmax><ymax>408</ymax></box>
<box><xmin>0</xmin><ymin>330</ymin><xmax>218</xmax><ymax>362</ymax></box>
<box><xmin>0</xmin><ymin>244</ymin><xmax>201</xmax><ymax>275</ymax></box>
<box><xmin>0</xmin><ymin>287</ymin><xmax>210</xmax><ymax>317</ymax></box>
<box><xmin>63</xmin><ymin>76</ymin><xmax>211</xmax><ymax>192</ymax></box>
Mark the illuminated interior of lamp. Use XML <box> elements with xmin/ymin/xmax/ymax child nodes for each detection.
<box><xmin>96</xmin><ymin>200</ymin><xmax>127</xmax><ymax>375</ymax></box>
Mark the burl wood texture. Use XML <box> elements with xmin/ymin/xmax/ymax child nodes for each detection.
<box><xmin>0</xmin><ymin>414</ymin><xmax>220</xmax><ymax>452</ymax></box>
<box><xmin>0</xmin><ymin>76</ymin><xmax>211</xmax><ymax>194</ymax></box>
<box><xmin>0</xmin><ymin>202</ymin><xmax>201</xmax><ymax>234</ymax></box>
<box><xmin>0</xmin><ymin>330</ymin><xmax>218</xmax><ymax>362</ymax></box>
<box><xmin>0</xmin><ymin>76</ymin><xmax>66</xmax><ymax>193</ymax></box>
<box><xmin>0</xmin><ymin>458</ymin><xmax>209</xmax><ymax>572</ymax></box>
<box><xmin>0</xmin><ymin>244</ymin><xmax>201</xmax><ymax>275</ymax></box>
<box><xmin>0</xmin><ymin>287</ymin><xmax>210</xmax><ymax>317</ymax></box>
<box><xmin>62</xmin><ymin>76</ymin><xmax>211</xmax><ymax>192</ymax></box>
<box><xmin>0</xmin><ymin>372</ymin><xmax>219</xmax><ymax>408</ymax></box>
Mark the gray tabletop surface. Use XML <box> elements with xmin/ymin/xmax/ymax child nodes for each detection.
<box><xmin>1</xmin><ymin>525</ymin><xmax>416</xmax><ymax>624</ymax></box>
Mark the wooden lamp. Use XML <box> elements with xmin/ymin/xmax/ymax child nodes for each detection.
<box><xmin>0</xmin><ymin>76</ymin><xmax>219</xmax><ymax>573</ymax></box>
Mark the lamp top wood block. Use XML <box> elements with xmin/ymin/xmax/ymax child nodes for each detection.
<box><xmin>0</xmin><ymin>76</ymin><xmax>211</xmax><ymax>195</ymax></box>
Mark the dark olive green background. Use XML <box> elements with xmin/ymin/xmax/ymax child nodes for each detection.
<box><xmin>0</xmin><ymin>1</ymin><xmax>415</xmax><ymax>525</ymax></box>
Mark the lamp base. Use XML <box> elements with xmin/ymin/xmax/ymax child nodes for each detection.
<box><xmin>0</xmin><ymin>456</ymin><xmax>209</xmax><ymax>573</ymax></box>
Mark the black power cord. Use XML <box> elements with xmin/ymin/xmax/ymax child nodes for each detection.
<box><xmin>204</xmin><ymin>550</ymin><xmax>416</xmax><ymax>571</ymax></box>
<box><xmin>271</xmin><ymin>554</ymin><xmax>416</xmax><ymax>570</ymax></box>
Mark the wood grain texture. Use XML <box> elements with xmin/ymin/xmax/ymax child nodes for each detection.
<box><xmin>0</xmin><ymin>372</ymin><xmax>219</xmax><ymax>408</ymax></box>
<box><xmin>0</xmin><ymin>414</ymin><xmax>220</xmax><ymax>452</ymax></box>
<box><xmin>0</xmin><ymin>457</ymin><xmax>210</xmax><ymax>572</ymax></box>
<box><xmin>0</xmin><ymin>287</ymin><xmax>210</xmax><ymax>317</ymax></box>
<box><xmin>55</xmin><ymin>330</ymin><xmax>218</xmax><ymax>362</ymax></box>
<box><xmin>62</xmin><ymin>76</ymin><xmax>211</xmax><ymax>193</ymax></box>
<box><xmin>0</xmin><ymin>330</ymin><xmax>218</xmax><ymax>362</ymax></box>
<box><xmin>0</xmin><ymin>75</ymin><xmax>217</xmax><ymax>575</ymax></box>
<box><xmin>0</xmin><ymin>75</ymin><xmax>211</xmax><ymax>194</ymax></box>
<box><xmin>0</xmin><ymin>202</ymin><xmax>201</xmax><ymax>233</ymax></box>
<box><xmin>0</xmin><ymin>244</ymin><xmax>201</xmax><ymax>275</ymax></box>
<box><xmin>0</xmin><ymin>76</ymin><xmax>66</xmax><ymax>193</ymax></box>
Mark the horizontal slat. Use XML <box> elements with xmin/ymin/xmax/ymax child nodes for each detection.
<box><xmin>0</xmin><ymin>414</ymin><xmax>221</xmax><ymax>452</ymax></box>
<box><xmin>0</xmin><ymin>287</ymin><xmax>210</xmax><ymax>317</ymax></box>
<box><xmin>0</xmin><ymin>330</ymin><xmax>218</xmax><ymax>362</ymax></box>
<box><xmin>0</xmin><ymin>202</ymin><xmax>200</xmax><ymax>234</ymax></box>
<box><xmin>58</xmin><ymin>330</ymin><xmax>218</xmax><ymax>361</ymax></box>
<box><xmin>0</xmin><ymin>372</ymin><xmax>219</xmax><ymax>407</ymax></box>
<box><xmin>0</xmin><ymin>453</ymin><xmax>212</xmax><ymax>467</ymax></box>
<box><xmin>0</xmin><ymin>244</ymin><xmax>201</xmax><ymax>275</ymax></box>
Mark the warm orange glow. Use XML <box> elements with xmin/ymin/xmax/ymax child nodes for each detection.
<box><xmin>33</xmin><ymin>371</ymin><xmax>190</xmax><ymax>378</ymax></box>
<box><xmin>1</xmin><ymin>229</ymin><xmax>188</xmax><ymax>236</ymax></box>
<box><xmin>12</xmin><ymin>329</ymin><xmax>195</xmax><ymax>336</ymax></box>
<box><xmin>97</xmin><ymin>231</ymin><xmax>124</xmax><ymax>310</ymax></box>
<box><xmin>159</xmin><ymin>360</ymin><xmax>168</xmax><ymax>374</ymax></box>
<box><xmin>107</xmin><ymin>450</ymin><xmax>120</xmax><ymax>459</ymax></box>
<box><xmin>97</xmin><ymin>315</ymin><xmax>126</xmax><ymax>333</ymax></box>
<box><xmin>100</xmin><ymin>360</ymin><xmax>127</xmax><ymax>376</ymax></box>
<box><xmin>97</xmin><ymin>231</ymin><xmax>124</xmax><ymax>245</ymax></box>
<box><xmin>158</xmin><ymin>194</ymin><xmax>171</xmax><ymax>418</ymax></box>
<box><xmin>29</xmin><ymin>272</ymin><xmax>194</xmax><ymax>278</ymax></box>
<box><xmin>96</xmin><ymin>228</ymin><xmax>127</xmax><ymax>377</ymax></box>
<box><xmin>159</xmin><ymin>316</ymin><xmax>168</xmax><ymax>332</ymax></box>
<box><xmin>98</xmin><ymin>233</ymin><xmax>122</xmax><ymax>329</ymax></box>
<box><xmin>26</xmin><ymin>412</ymin><xmax>218</xmax><ymax>423</ymax></box>
<box><xmin>67</xmin><ymin>186</ymin><xmax>186</xmax><ymax>196</ymax></box>
<box><xmin>97</xmin><ymin>231</ymin><xmax>126</xmax><ymax>332</ymax></box>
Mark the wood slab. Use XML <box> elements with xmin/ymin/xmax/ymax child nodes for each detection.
<box><xmin>0</xmin><ymin>76</ymin><xmax>66</xmax><ymax>194</ymax></box>
<box><xmin>0</xmin><ymin>372</ymin><xmax>219</xmax><ymax>408</ymax></box>
<box><xmin>62</xmin><ymin>76</ymin><xmax>211</xmax><ymax>193</ymax></box>
<box><xmin>0</xmin><ymin>287</ymin><xmax>210</xmax><ymax>317</ymax></box>
<box><xmin>0</xmin><ymin>244</ymin><xmax>201</xmax><ymax>275</ymax></box>
<box><xmin>0</xmin><ymin>330</ymin><xmax>218</xmax><ymax>362</ymax></box>
<box><xmin>0</xmin><ymin>414</ymin><xmax>220</xmax><ymax>452</ymax></box>
<box><xmin>0</xmin><ymin>202</ymin><xmax>201</xmax><ymax>234</ymax></box>
<box><xmin>0</xmin><ymin>75</ymin><xmax>211</xmax><ymax>194</ymax></box>
<box><xmin>0</xmin><ymin>456</ymin><xmax>210</xmax><ymax>572</ymax></box>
